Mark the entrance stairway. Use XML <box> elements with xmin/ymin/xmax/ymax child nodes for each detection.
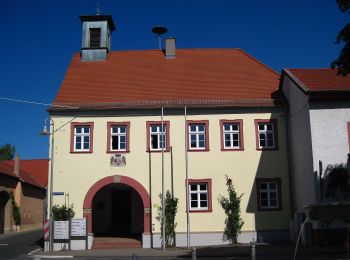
<box><xmin>92</xmin><ymin>237</ymin><xmax>142</xmax><ymax>249</ymax></box>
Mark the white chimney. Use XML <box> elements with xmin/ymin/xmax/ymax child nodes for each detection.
<box><xmin>14</xmin><ymin>154</ymin><xmax>20</xmax><ymax>176</ymax></box>
<box><xmin>165</xmin><ymin>37</ymin><xmax>176</xmax><ymax>58</ymax></box>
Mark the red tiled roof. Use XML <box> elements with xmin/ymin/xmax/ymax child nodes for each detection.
<box><xmin>285</xmin><ymin>68</ymin><xmax>350</xmax><ymax>92</ymax></box>
<box><xmin>51</xmin><ymin>49</ymin><xmax>280</xmax><ymax>110</ymax></box>
<box><xmin>0</xmin><ymin>160</ymin><xmax>47</xmax><ymax>189</ymax></box>
<box><xmin>18</xmin><ymin>159</ymin><xmax>48</xmax><ymax>187</ymax></box>
<box><xmin>0</xmin><ymin>161</ymin><xmax>17</xmax><ymax>179</ymax></box>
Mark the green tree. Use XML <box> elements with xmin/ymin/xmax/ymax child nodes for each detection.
<box><xmin>331</xmin><ymin>0</ymin><xmax>350</xmax><ymax>75</ymax></box>
<box><xmin>218</xmin><ymin>175</ymin><xmax>244</xmax><ymax>244</ymax></box>
<box><xmin>0</xmin><ymin>143</ymin><xmax>15</xmax><ymax>160</ymax></box>
<box><xmin>155</xmin><ymin>190</ymin><xmax>179</xmax><ymax>247</ymax></box>
<box><xmin>52</xmin><ymin>204</ymin><xmax>75</xmax><ymax>221</ymax></box>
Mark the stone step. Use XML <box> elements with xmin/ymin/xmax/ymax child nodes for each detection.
<box><xmin>92</xmin><ymin>237</ymin><xmax>142</xmax><ymax>249</ymax></box>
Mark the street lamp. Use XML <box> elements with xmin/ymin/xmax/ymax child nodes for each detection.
<box><xmin>39</xmin><ymin>117</ymin><xmax>54</xmax><ymax>252</ymax></box>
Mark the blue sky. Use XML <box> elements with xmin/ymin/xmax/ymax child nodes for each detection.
<box><xmin>0</xmin><ymin>0</ymin><xmax>348</xmax><ymax>159</ymax></box>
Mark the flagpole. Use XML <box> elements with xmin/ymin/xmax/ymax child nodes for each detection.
<box><xmin>185</xmin><ymin>106</ymin><xmax>190</xmax><ymax>248</ymax></box>
<box><xmin>161</xmin><ymin>106</ymin><xmax>165</xmax><ymax>250</ymax></box>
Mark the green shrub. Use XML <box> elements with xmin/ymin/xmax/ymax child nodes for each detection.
<box><xmin>156</xmin><ymin>190</ymin><xmax>179</xmax><ymax>247</ymax></box>
<box><xmin>10</xmin><ymin>192</ymin><xmax>21</xmax><ymax>226</ymax></box>
<box><xmin>218</xmin><ymin>175</ymin><xmax>244</xmax><ymax>244</ymax></box>
<box><xmin>52</xmin><ymin>204</ymin><xmax>75</xmax><ymax>221</ymax></box>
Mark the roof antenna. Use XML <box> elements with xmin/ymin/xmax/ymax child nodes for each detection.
<box><xmin>152</xmin><ymin>26</ymin><xmax>168</xmax><ymax>50</ymax></box>
<box><xmin>96</xmin><ymin>3</ymin><xmax>101</xmax><ymax>15</ymax></box>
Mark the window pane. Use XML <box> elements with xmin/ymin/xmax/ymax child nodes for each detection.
<box><xmin>267</xmin><ymin>124</ymin><xmax>273</xmax><ymax>130</ymax></box>
<box><xmin>200</xmin><ymin>193</ymin><xmax>207</xmax><ymax>200</ymax></box>
<box><xmin>190</xmin><ymin>125</ymin><xmax>196</xmax><ymax>132</ymax></box>
<box><xmin>198</xmin><ymin>124</ymin><xmax>204</xmax><ymax>131</ymax></box>
<box><xmin>199</xmin><ymin>184</ymin><xmax>207</xmax><ymax>191</ymax></box>
<box><xmin>258</xmin><ymin>124</ymin><xmax>264</xmax><ymax>130</ymax></box>
<box><xmin>261</xmin><ymin>199</ymin><xmax>268</xmax><ymax>207</ymax></box>
<box><xmin>200</xmin><ymin>201</ymin><xmax>208</xmax><ymax>208</ymax></box>
<box><xmin>190</xmin><ymin>135</ymin><xmax>196</xmax><ymax>147</ymax></box>
<box><xmin>269</xmin><ymin>183</ymin><xmax>277</xmax><ymax>190</ymax></box>
<box><xmin>190</xmin><ymin>185</ymin><xmax>197</xmax><ymax>191</ymax></box>
<box><xmin>75</xmin><ymin>143</ymin><xmax>80</xmax><ymax>150</ymax></box>
<box><xmin>224</xmin><ymin>124</ymin><xmax>230</xmax><ymax>131</ymax></box>
<box><xmin>199</xmin><ymin>141</ymin><xmax>205</xmax><ymax>148</ymax></box>
<box><xmin>112</xmin><ymin>127</ymin><xmax>118</xmax><ymax>133</ymax></box>
<box><xmin>233</xmin><ymin>140</ymin><xmax>239</xmax><ymax>147</ymax></box>
<box><xmin>84</xmin><ymin>136</ymin><xmax>89</xmax><ymax>143</ymax></box>
<box><xmin>76</xmin><ymin>127</ymin><xmax>82</xmax><ymax>133</ymax></box>
<box><xmin>83</xmin><ymin>127</ymin><xmax>90</xmax><ymax>133</ymax></box>
<box><xmin>270</xmin><ymin>192</ymin><xmax>277</xmax><ymax>199</ymax></box>
<box><xmin>151</xmin><ymin>135</ymin><xmax>158</xmax><ymax>149</ymax></box>
<box><xmin>260</xmin><ymin>183</ymin><xmax>267</xmax><ymax>190</ymax></box>
<box><xmin>232</xmin><ymin>124</ymin><xmax>238</xmax><ymax>131</ymax></box>
<box><xmin>76</xmin><ymin>136</ymin><xmax>82</xmax><ymax>143</ymax></box>
<box><xmin>270</xmin><ymin>199</ymin><xmax>277</xmax><ymax>207</ymax></box>
<box><xmin>191</xmin><ymin>193</ymin><xmax>197</xmax><ymax>200</ymax></box>
<box><xmin>120</xmin><ymin>127</ymin><xmax>126</xmax><ymax>133</ymax></box>
<box><xmin>151</xmin><ymin>126</ymin><xmax>158</xmax><ymax>132</ymax></box>
<box><xmin>120</xmin><ymin>136</ymin><xmax>126</xmax><ymax>143</ymax></box>
<box><xmin>112</xmin><ymin>136</ymin><xmax>119</xmax><ymax>150</ymax></box>
<box><xmin>84</xmin><ymin>142</ymin><xmax>89</xmax><ymax>150</ymax></box>
<box><xmin>260</xmin><ymin>192</ymin><xmax>268</xmax><ymax>199</ymax></box>
<box><xmin>120</xmin><ymin>143</ymin><xmax>126</xmax><ymax>149</ymax></box>
<box><xmin>191</xmin><ymin>201</ymin><xmax>198</xmax><ymax>208</ymax></box>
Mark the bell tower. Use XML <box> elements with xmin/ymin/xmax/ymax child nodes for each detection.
<box><xmin>80</xmin><ymin>11</ymin><xmax>115</xmax><ymax>62</ymax></box>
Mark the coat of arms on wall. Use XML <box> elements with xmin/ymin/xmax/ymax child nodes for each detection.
<box><xmin>110</xmin><ymin>154</ymin><xmax>126</xmax><ymax>167</ymax></box>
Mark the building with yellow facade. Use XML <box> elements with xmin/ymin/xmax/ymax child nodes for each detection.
<box><xmin>48</xmin><ymin>13</ymin><xmax>292</xmax><ymax>249</ymax></box>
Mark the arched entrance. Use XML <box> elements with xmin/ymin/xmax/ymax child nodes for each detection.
<box><xmin>92</xmin><ymin>183</ymin><xmax>144</xmax><ymax>239</ymax></box>
<box><xmin>83</xmin><ymin>175</ymin><xmax>151</xmax><ymax>247</ymax></box>
<box><xmin>0</xmin><ymin>191</ymin><xmax>11</xmax><ymax>234</ymax></box>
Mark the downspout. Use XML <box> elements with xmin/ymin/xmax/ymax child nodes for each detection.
<box><xmin>284</xmin><ymin>105</ymin><xmax>296</xmax><ymax>240</ymax></box>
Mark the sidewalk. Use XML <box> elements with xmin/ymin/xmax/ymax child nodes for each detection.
<box><xmin>32</xmin><ymin>243</ymin><xmax>350</xmax><ymax>259</ymax></box>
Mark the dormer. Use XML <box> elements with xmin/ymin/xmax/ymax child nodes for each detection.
<box><xmin>80</xmin><ymin>14</ymin><xmax>116</xmax><ymax>62</ymax></box>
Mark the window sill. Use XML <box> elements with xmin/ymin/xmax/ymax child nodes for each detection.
<box><xmin>221</xmin><ymin>148</ymin><xmax>244</xmax><ymax>151</ymax></box>
<box><xmin>256</xmin><ymin>147</ymin><xmax>279</xmax><ymax>151</ymax></box>
<box><xmin>189</xmin><ymin>209</ymin><xmax>213</xmax><ymax>213</ymax></box>
<box><xmin>70</xmin><ymin>151</ymin><xmax>93</xmax><ymax>154</ymax></box>
<box><xmin>187</xmin><ymin>148</ymin><xmax>210</xmax><ymax>152</ymax></box>
<box><xmin>106</xmin><ymin>150</ymin><xmax>130</xmax><ymax>154</ymax></box>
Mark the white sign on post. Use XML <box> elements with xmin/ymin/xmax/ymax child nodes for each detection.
<box><xmin>54</xmin><ymin>221</ymin><xmax>69</xmax><ymax>240</ymax></box>
<box><xmin>71</xmin><ymin>218</ymin><xmax>87</xmax><ymax>237</ymax></box>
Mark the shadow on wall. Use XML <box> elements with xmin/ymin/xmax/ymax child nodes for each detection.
<box><xmin>246</xmin><ymin>112</ymin><xmax>292</xmax><ymax>243</ymax></box>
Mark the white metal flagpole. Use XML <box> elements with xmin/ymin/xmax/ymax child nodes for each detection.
<box><xmin>184</xmin><ymin>106</ymin><xmax>190</xmax><ymax>248</ymax></box>
<box><xmin>161</xmin><ymin>106</ymin><xmax>165</xmax><ymax>250</ymax></box>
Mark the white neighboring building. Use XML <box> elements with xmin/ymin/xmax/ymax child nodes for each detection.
<box><xmin>280</xmin><ymin>68</ymin><xmax>350</xmax><ymax>242</ymax></box>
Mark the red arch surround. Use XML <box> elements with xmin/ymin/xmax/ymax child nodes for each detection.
<box><xmin>83</xmin><ymin>175</ymin><xmax>151</xmax><ymax>234</ymax></box>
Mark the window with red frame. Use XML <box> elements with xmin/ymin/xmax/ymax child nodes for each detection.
<box><xmin>220</xmin><ymin>120</ymin><xmax>243</xmax><ymax>150</ymax></box>
<box><xmin>188</xmin><ymin>179</ymin><xmax>212</xmax><ymax>212</ymax></box>
<box><xmin>107</xmin><ymin>122</ymin><xmax>130</xmax><ymax>153</ymax></box>
<box><xmin>188</xmin><ymin>121</ymin><xmax>209</xmax><ymax>151</ymax></box>
<box><xmin>71</xmin><ymin>123</ymin><xmax>94</xmax><ymax>153</ymax></box>
<box><xmin>146</xmin><ymin>121</ymin><xmax>170</xmax><ymax>152</ymax></box>
<box><xmin>255</xmin><ymin>119</ymin><xmax>278</xmax><ymax>150</ymax></box>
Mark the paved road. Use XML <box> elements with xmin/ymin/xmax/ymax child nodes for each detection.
<box><xmin>0</xmin><ymin>228</ymin><xmax>43</xmax><ymax>259</ymax></box>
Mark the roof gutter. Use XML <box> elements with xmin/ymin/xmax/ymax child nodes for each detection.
<box><xmin>48</xmin><ymin>99</ymin><xmax>284</xmax><ymax>112</ymax></box>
